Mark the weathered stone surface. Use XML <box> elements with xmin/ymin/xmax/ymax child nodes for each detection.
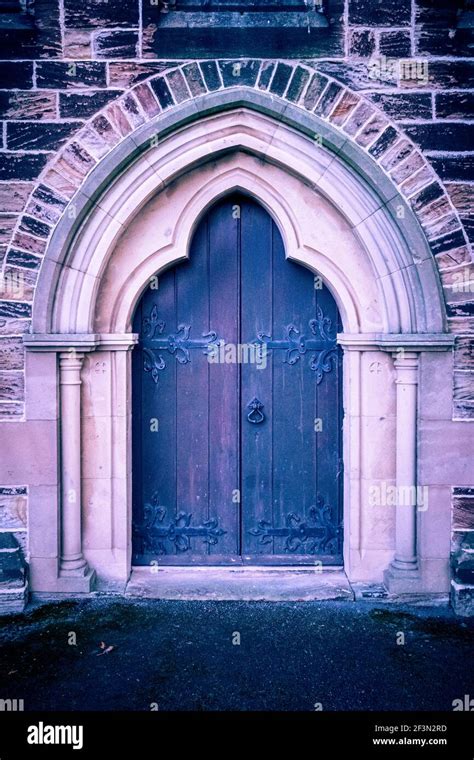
<box><xmin>6</xmin><ymin>250</ymin><xmax>42</xmax><ymax>271</ymax></box>
<box><xmin>379</xmin><ymin>31</ymin><xmax>411</xmax><ymax>57</ymax></box>
<box><xmin>403</xmin><ymin>123</ymin><xmax>474</xmax><ymax>153</ymax></box>
<box><xmin>368</xmin><ymin>126</ymin><xmax>398</xmax><ymax>159</ymax></box>
<box><xmin>0</xmin><ymin>487</ymin><xmax>26</xmax><ymax>526</ymax></box>
<box><xmin>329</xmin><ymin>90</ymin><xmax>360</xmax><ymax>126</ymax></box>
<box><xmin>181</xmin><ymin>63</ymin><xmax>206</xmax><ymax>98</ymax></box>
<box><xmin>199</xmin><ymin>61</ymin><xmax>221</xmax><ymax>92</ymax></box>
<box><xmin>379</xmin><ymin>138</ymin><xmax>413</xmax><ymax>172</ymax></box>
<box><xmin>410</xmin><ymin>181</ymin><xmax>444</xmax><ymax>213</ymax></box>
<box><xmin>0</xmin><ymin>371</ymin><xmax>24</xmax><ymax>402</ymax></box>
<box><xmin>0</xmin><ymin>216</ymin><xmax>16</xmax><ymax>245</ymax></box>
<box><xmin>416</xmin><ymin>194</ymin><xmax>455</xmax><ymax>229</ymax></box>
<box><xmin>0</xmin><ymin>92</ymin><xmax>57</xmax><ymax>121</ymax></box>
<box><xmin>53</xmin><ymin>142</ymin><xmax>96</xmax><ymax>185</ymax></box>
<box><xmin>447</xmin><ymin>302</ymin><xmax>474</xmax><ymax>318</ymax></box>
<box><xmin>104</xmin><ymin>103</ymin><xmax>133</xmax><ymax>137</ymax></box>
<box><xmin>349</xmin><ymin>0</ymin><xmax>411</xmax><ymax>26</ymax></box>
<box><xmin>430</xmin><ymin>156</ymin><xmax>474</xmax><ymax>182</ymax></box>
<box><xmin>59</xmin><ymin>90</ymin><xmax>123</xmax><ymax>119</ymax></box>
<box><xmin>7</xmin><ymin>122</ymin><xmax>83</xmax><ymax>152</ymax></box>
<box><xmin>120</xmin><ymin>93</ymin><xmax>145</xmax><ymax>129</ymax></box>
<box><xmin>0</xmin><ymin>318</ymin><xmax>29</xmax><ymax>336</ymax></box>
<box><xmin>423</xmin><ymin>212</ymin><xmax>462</xmax><ymax>244</ymax></box>
<box><xmin>355</xmin><ymin>112</ymin><xmax>388</xmax><ymax>148</ymax></box>
<box><xmin>11</xmin><ymin>231</ymin><xmax>48</xmax><ymax>257</ymax></box>
<box><xmin>150</xmin><ymin>77</ymin><xmax>175</xmax><ymax>109</ymax></box>
<box><xmin>0</xmin><ymin>62</ymin><xmax>33</xmax><ymax>89</ymax></box>
<box><xmin>1</xmin><ymin>267</ymin><xmax>36</xmax><ymax>303</ymax></box>
<box><xmin>367</xmin><ymin>92</ymin><xmax>432</xmax><ymax>120</ymax></box>
<box><xmin>25</xmin><ymin>185</ymin><xmax>68</xmax><ymax>227</ymax></box>
<box><xmin>91</xmin><ymin>115</ymin><xmax>122</xmax><ymax>150</ymax></box>
<box><xmin>285</xmin><ymin>66</ymin><xmax>310</xmax><ymax>103</ymax></box>
<box><xmin>453</xmin><ymin>371</ymin><xmax>474</xmax><ymax>411</ymax></box>
<box><xmin>422</xmin><ymin>61</ymin><xmax>474</xmax><ymax>90</ymax></box>
<box><xmin>133</xmin><ymin>84</ymin><xmax>161</xmax><ymax>118</ymax></box>
<box><xmin>0</xmin><ymin>338</ymin><xmax>24</xmax><ymax>371</ymax></box>
<box><xmin>0</xmin><ymin>154</ymin><xmax>49</xmax><ymax>182</ymax></box>
<box><xmin>94</xmin><ymin>30</ymin><xmax>139</xmax><ymax>59</ymax></box>
<box><xmin>257</xmin><ymin>61</ymin><xmax>276</xmax><ymax>91</ymax></box>
<box><xmin>400</xmin><ymin>165</ymin><xmax>434</xmax><ymax>198</ymax></box>
<box><xmin>269</xmin><ymin>63</ymin><xmax>293</xmax><ymax>97</ymax></box>
<box><xmin>166</xmin><ymin>69</ymin><xmax>191</xmax><ymax>104</ymax></box>
<box><xmin>219</xmin><ymin>60</ymin><xmax>261</xmax><ymax>89</ymax></box>
<box><xmin>63</xmin><ymin>29</ymin><xmax>92</xmax><ymax>60</ymax></box>
<box><xmin>415</xmin><ymin>0</ymin><xmax>473</xmax><ymax>58</ymax></box>
<box><xmin>0</xmin><ymin>302</ymin><xmax>31</xmax><ymax>320</ymax></box>
<box><xmin>315</xmin><ymin>82</ymin><xmax>343</xmax><ymax>117</ymax></box>
<box><xmin>0</xmin><ymin>0</ymin><xmax>61</xmax><ymax>60</ymax></box>
<box><xmin>64</xmin><ymin>0</ymin><xmax>139</xmax><ymax>29</ymax></box>
<box><xmin>451</xmin><ymin>580</ymin><xmax>474</xmax><ymax>617</ymax></box>
<box><xmin>0</xmin><ymin>184</ymin><xmax>32</xmax><ymax>213</ymax></box>
<box><xmin>74</xmin><ymin>127</ymin><xmax>109</xmax><ymax>160</ymax></box>
<box><xmin>108</xmin><ymin>62</ymin><xmax>180</xmax><ymax>89</ymax></box>
<box><xmin>0</xmin><ymin>401</ymin><xmax>23</xmax><ymax>418</ymax></box>
<box><xmin>436</xmin><ymin>92</ymin><xmax>474</xmax><ymax>120</ymax></box>
<box><xmin>445</xmin><ymin>184</ymin><xmax>474</xmax><ymax>220</ymax></box>
<box><xmin>36</xmin><ymin>62</ymin><xmax>107</xmax><ymax>90</ymax></box>
<box><xmin>302</xmin><ymin>73</ymin><xmax>328</xmax><ymax>110</ymax></box>
<box><xmin>19</xmin><ymin>215</ymin><xmax>51</xmax><ymax>240</ymax></box>
<box><xmin>454</xmin><ymin>338</ymin><xmax>474</xmax><ymax>372</ymax></box>
<box><xmin>349</xmin><ymin>29</ymin><xmax>375</xmax><ymax>59</ymax></box>
<box><xmin>436</xmin><ymin>246</ymin><xmax>472</xmax><ymax>272</ymax></box>
<box><xmin>430</xmin><ymin>229</ymin><xmax>467</xmax><ymax>257</ymax></box>
<box><xmin>343</xmin><ymin>101</ymin><xmax>375</xmax><ymax>136</ymax></box>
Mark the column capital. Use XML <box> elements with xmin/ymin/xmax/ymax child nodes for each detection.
<box><xmin>337</xmin><ymin>333</ymin><xmax>455</xmax><ymax>353</ymax></box>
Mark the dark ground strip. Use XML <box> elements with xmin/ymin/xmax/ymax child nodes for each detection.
<box><xmin>0</xmin><ymin>598</ymin><xmax>472</xmax><ymax>711</ymax></box>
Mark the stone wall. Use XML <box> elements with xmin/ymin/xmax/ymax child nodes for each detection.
<box><xmin>0</xmin><ymin>1</ymin><xmax>472</xmax><ymax>595</ymax></box>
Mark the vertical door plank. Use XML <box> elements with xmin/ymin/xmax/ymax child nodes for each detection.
<box><xmin>241</xmin><ymin>197</ymin><xmax>274</xmax><ymax>556</ymax></box>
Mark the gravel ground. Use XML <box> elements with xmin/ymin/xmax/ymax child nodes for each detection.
<box><xmin>0</xmin><ymin>597</ymin><xmax>472</xmax><ymax>712</ymax></box>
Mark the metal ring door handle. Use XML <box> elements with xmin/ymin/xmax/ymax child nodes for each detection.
<box><xmin>247</xmin><ymin>397</ymin><xmax>265</xmax><ymax>424</ymax></box>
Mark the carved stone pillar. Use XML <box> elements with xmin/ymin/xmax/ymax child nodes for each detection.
<box><xmin>57</xmin><ymin>351</ymin><xmax>95</xmax><ymax>590</ymax></box>
<box><xmin>384</xmin><ymin>352</ymin><xmax>420</xmax><ymax>591</ymax></box>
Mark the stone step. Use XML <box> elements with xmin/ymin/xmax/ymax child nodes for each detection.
<box><xmin>0</xmin><ymin>532</ymin><xmax>28</xmax><ymax>614</ymax></box>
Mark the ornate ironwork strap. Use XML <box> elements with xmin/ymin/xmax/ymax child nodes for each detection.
<box><xmin>133</xmin><ymin>493</ymin><xmax>226</xmax><ymax>554</ymax></box>
<box><xmin>253</xmin><ymin>306</ymin><xmax>338</xmax><ymax>383</ymax></box>
<box><xmin>249</xmin><ymin>495</ymin><xmax>341</xmax><ymax>555</ymax></box>
<box><xmin>141</xmin><ymin>305</ymin><xmax>220</xmax><ymax>383</ymax></box>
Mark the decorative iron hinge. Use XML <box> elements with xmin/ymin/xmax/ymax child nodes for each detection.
<box><xmin>134</xmin><ymin>493</ymin><xmax>226</xmax><ymax>554</ymax></box>
<box><xmin>253</xmin><ymin>306</ymin><xmax>338</xmax><ymax>383</ymax></box>
<box><xmin>249</xmin><ymin>495</ymin><xmax>341</xmax><ymax>554</ymax></box>
<box><xmin>141</xmin><ymin>305</ymin><xmax>220</xmax><ymax>383</ymax></box>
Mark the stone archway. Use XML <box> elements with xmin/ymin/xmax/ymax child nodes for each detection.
<box><xmin>24</xmin><ymin>92</ymin><xmax>453</xmax><ymax>594</ymax></box>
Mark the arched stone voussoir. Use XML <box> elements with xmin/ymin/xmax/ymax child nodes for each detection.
<box><xmin>25</xmin><ymin>72</ymin><xmax>455</xmax><ymax>337</ymax></box>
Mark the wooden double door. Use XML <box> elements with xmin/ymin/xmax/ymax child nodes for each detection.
<box><xmin>132</xmin><ymin>194</ymin><xmax>343</xmax><ymax>565</ymax></box>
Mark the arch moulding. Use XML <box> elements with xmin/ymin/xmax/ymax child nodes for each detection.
<box><xmin>23</xmin><ymin>90</ymin><xmax>454</xmax><ymax>595</ymax></box>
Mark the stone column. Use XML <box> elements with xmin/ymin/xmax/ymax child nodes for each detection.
<box><xmin>384</xmin><ymin>351</ymin><xmax>420</xmax><ymax>591</ymax></box>
<box><xmin>58</xmin><ymin>351</ymin><xmax>94</xmax><ymax>589</ymax></box>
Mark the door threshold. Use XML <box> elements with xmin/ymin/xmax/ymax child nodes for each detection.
<box><xmin>126</xmin><ymin>566</ymin><xmax>353</xmax><ymax>601</ymax></box>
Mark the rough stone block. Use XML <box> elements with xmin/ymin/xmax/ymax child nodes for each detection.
<box><xmin>59</xmin><ymin>90</ymin><xmax>123</xmax><ymax>119</ymax></box>
<box><xmin>36</xmin><ymin>62</ymin><xmax>107</xmax><ymax>89</ymax></box>
<box><xmin>0</xmin><ymin>154</ymin><xmax>49</xmax><ymax>182</ymax></box>
<box><xmin>7</xmin><ymin>122</ymin><xmax>83</xmax><ymax>152</ymax></box>
<box><xmin>94</xmin><ymin>30</ymin><xmax>139</xmax><ymax>59</ymax></box>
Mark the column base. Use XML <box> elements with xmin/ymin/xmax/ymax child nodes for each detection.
<box><xmin>56</xmin><ymin>567</ymin><xmax>96</xmax><ymax>593</ymax></box>
<box><xmin>384</xmin><ymin>563</ymin><xmax>421</xmax><ymax>594</ymax></box>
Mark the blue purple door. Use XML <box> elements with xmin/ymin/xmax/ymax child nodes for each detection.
<box><xmin>132</xmin><ymin>194</ymin><xmax>343</xmax><ymax>565</ymax></box>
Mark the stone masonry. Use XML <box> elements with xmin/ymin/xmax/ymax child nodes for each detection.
<box><xmin>0</xmin><ymin>1</ymin><xmax>472</xmax><ymax>611</ymax></box>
